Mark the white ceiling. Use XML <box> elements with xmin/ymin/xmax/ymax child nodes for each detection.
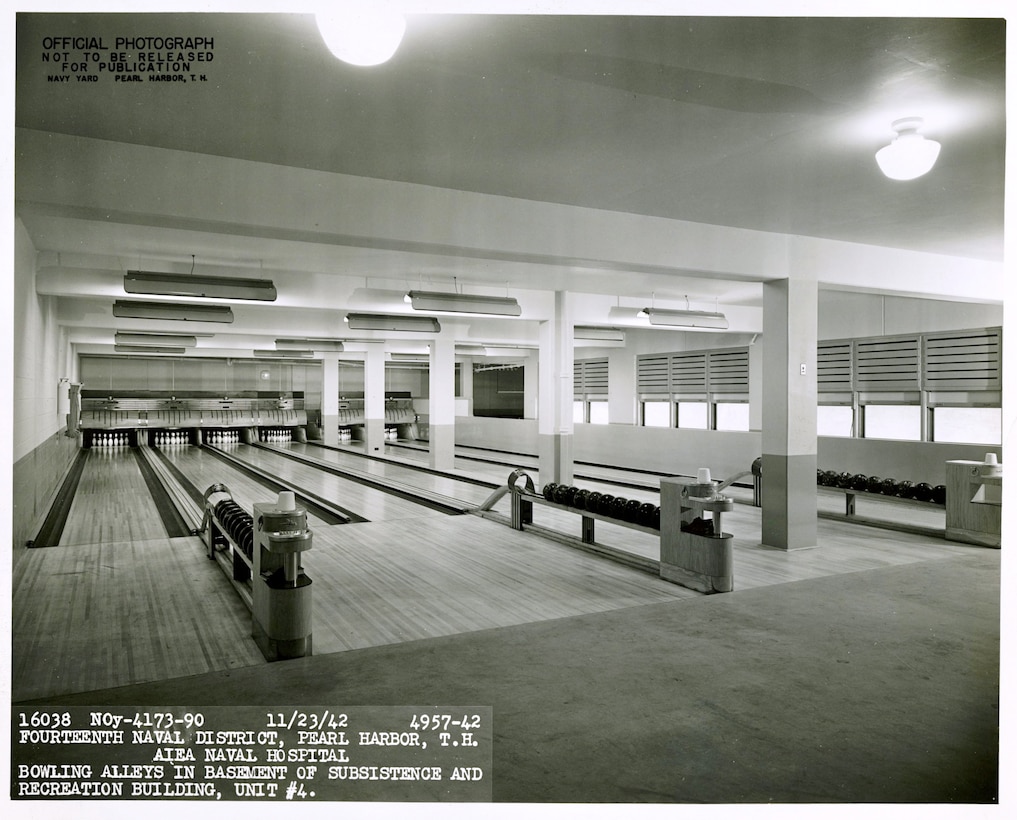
<box><xmin>14</xmin><ymin>10</ymin><xmax>1007</xmax><ymax>360</ymax></box>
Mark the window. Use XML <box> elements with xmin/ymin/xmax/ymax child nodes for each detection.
<box><xmin>715</xmin><ymin>403</ymin><xmax>750</xmax><ymax>431</ymax></box>
<box><xmin>677</xmin><ymin>401</ymin><xmax>708</xmax><ymax>429</ymax></box>
<box><xmin>931</xmin><ymin>407</ymin><xmax>1001</xmax><ymax>445</ymax></box>
<box><xmin>863</xmin><ymin>404</ymin><xmax>921</xmax><ymax>441</ymax></box>
<box><xmin>588</xmin><ymin>401</ymin><xmax>609</xmax><ymax>425</ymax></box>
<box><xmin>642</xmin><ymin>401</ymin><xmax>671</xmax><ymax>427</ymax></box>
<box><xmin>573</xmin><ymin>401</ymin><xmax>586</xmax><ymax>424</ymax></box>
<box><xmin>818</xmin><ymin>406</ymin><xmax>853</xmax><ymax>437</ymax></box>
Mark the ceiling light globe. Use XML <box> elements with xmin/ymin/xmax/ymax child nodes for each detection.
<box><xmin>316</xmin><ymin>5</ymin><xmax>406</xmax><ymax>67</ymax></box>
<box><xmin>875</xmin><ymin>120</ymin><xmax>941</xmax><ymax>181</ymax></box>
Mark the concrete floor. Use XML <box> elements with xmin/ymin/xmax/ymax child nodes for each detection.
<box><xmin>18</xmin><ymin>546</ymin><xmax>1000</xmax><ymax>808</ymax></box>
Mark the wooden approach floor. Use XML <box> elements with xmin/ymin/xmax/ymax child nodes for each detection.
<box><xmin>11</xmin><ymin>497</ymin><xmax>980</xmax><ymax>703</ymax></box>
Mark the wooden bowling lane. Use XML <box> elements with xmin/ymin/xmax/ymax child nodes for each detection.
<box><xmin>57</xmin><ymin>447</ymin><xmax>170</xmax><ymax>547</ymax></box>
<box><xmin>222</xmin><ymin>444</ymin><xmax>452</xmax><ymax>522</ymax></box>
<box><xmin>278</xmin><ymin>441</ymin><xmax>498</xmax><ymax>507</ymax></box>
<box><xmin>345</xmin><ymin>438</ymin><xmax>670</xmax><ymax>499</ymax></box>
<box><xmin>153</xmin><ymin>444</ymin><xmax>342</xmax><ymax>529</ymax></box>
<box><xmin>11</xmin><ymin>534</ymin><xmax>264</xmax><ymax>702</ymax></box>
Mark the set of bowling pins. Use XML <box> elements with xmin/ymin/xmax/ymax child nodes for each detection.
<box><xmin>338</xmin><ymin>427</ymin><xmax>354</xmax><ymax>442</ymax></box>
<box><xmin>385</xmin><ymin>427</ymin><xmax>398</xmax><ymax>441</ymax></box>
<box><xmin>155</xmin><ymin>431</ymin><xmax>189</xmax><ymax>445</ymax></box>
<box><xmin>93</xmin><ymin>431</ymin><xmax>129</xmax><ymax>447</ymax></box>
<box><xmin>260</xmin><ymin>427</ymin><xmax>292</xmax><ymax>442</ymax></box>
<box><xmin>206</xmin><ymin>430</ymin><xmax>239</xmax><ymax>444</ymax></box>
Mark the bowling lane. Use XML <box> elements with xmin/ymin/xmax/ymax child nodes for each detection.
<box><xmin>151</xmin><ymin>443</ymin><xmax>344</xmax><ymax>529</ymax></box>
<box><xmin>199</xmin><ymin>443</ymin><xmax>452</xmax><ymax>523</ymax></box>
<box><xmin>59</xmin><ymin>447</ymin><xmax>169</xmax><ymax>547</ymax></box>
<box><xmin>306</xmin><ymin>440</ymin><xmax>666</xmax><ymax>510</ymax></box>
<box><xmin>347</xmin><ymin>439</ymin><xmax>674</xmax><ymax>499</ymax></box>
<box><xmin>261</xmin><ymin>441</ymin><xmax>499</xmax><ymax>508</ymax></box>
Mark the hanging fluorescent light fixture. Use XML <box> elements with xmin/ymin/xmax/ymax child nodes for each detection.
<box><xmin>875</xmin><ymin>117</ymin><xmax>941</xmax><ymax>181</ymax></box>
<box><xmin>113</xmin><ymin>300</ymin><xmax>234</xmax><ymax>323</ymax></box>
<box><xmin>114</xmin><ymin>344</ymin><xmax>186</xmax><ymax>354</ymax></box>
<box><xmin>405</xmin><ymin>290</ymin><xmax>522</xmax><ymax>317</ymax></box>
<box><xmin>254</xmin><ymin>349</ymin><xmax>315</xmax><ymax>358</ymax></box>
<box><xmin>638</xmin><ymin>308</ymin><xmax>728</xmax><ymax>329</ymax></box>
<box><xmin>115</xmin><ymin>332</ymin><xmax>197</xmax><ymax>347</ymax></box>
<box><xmin>275</xmin><ymin>338</ymin><xmax>345</xmax><ymax>352</ymax></box>
<box><xmin>124</xmin><ymin>271</ymin><xmax>277</xmax><ymax>301</ymax></box>
<box><xmin>344</xmin><ymin>313</ymin><xmax>441</xmax><ymax>332</ymax></box>
<box><xmin>574</xmin><ymin>327</ymin><xmax>626</xmax><ymax>342</ymax></box>
<box><xmin>316</xmin><ymin>3</ymin><xmax>406</xmax><ymax>67</ymax></box>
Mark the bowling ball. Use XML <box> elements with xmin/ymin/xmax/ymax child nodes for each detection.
<box><xmin>638</xmin><ymin>502</ymin><xmax>656</xmax><ymax>527</ymax></box>
<box><xmin>586</xmin><ymin>491</ymin><xmax>602</xmax><ymax>513</ymax></box>
<box><xmin>564</xmin><ymin>486</ymin><xmax>581</xmax><ymax>507</ymax></box>
<box><xmin>837</xmin><ymin>472</ymin><xmax>854</xmax><ymax>488</ymax></box>
<box><xmin>611</xmin><ymin>497</ymin><xmax>629</xmax><ymax>518</ymax></box>
<box><xmin>751</xmin><ymin>457</ymin><xmax>763</xmax><ymax>476</ymax></box>
<box><xmin>865</xmin><ymin>476</ymin><xmax>883</xmax><ymax>494</ymax></box>
<box><xmin>912</xmin><ymin>482</ymin><xmax>933</xmax><ymax>502</ymax></box>
<box><xmin>542</xmin><ymin>483</ymin><xmax>558</xmax><ymax>501</ymax></box>
<box><xmin>573</xmin><ymin>489</ymin><xmax>590</xmax><ymax>510</ymax></box>
<box><xmin>596</xmin><ymin>494</ymin><xmax>615</xmax><ymax>515</ymax></box>
<box><xmin>895</xmin><ymin>481</ymin><xmax>914</xmax><ymax>499</ymax></box>
<box><xmin>651</xmin><ymin>505</ymin><xmax>661</xmax><ymax>529</ymax></box>
<box><xmin>931</xmin><ymin>485</ymin><xmax>947</xmax><ymax>505</ymax></box>
<box><xmin>624</xmin><ymin>499</ymin><xmax>642</xmax><ymax>522</ymax></box>
<box><xmin>850</xmin><ymin>474</ymin><xmax>868</xmax><ymax>491</ymax></box>
<box><xmin>552</xmin><ymin>484</ymin><xmax>570</xmax><ymax>505</ymax></box>
<box><xmin>817</xmin><ymin>469</ymin><xmax>824</xmax><ymax>485</ymax></box>
<box><xmin>880</xmin><ymin>478</ymin><xmax>899</xmax><ymax>496</ymax></box>
<box><xmin>824</xmin><ymin>470</ymin><xmax>840</xmax><ymax>487</ymax></box>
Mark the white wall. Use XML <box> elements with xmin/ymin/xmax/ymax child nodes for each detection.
<box><xmin>819</xmin><ymin>291</ymin><xmax>1002</xmax><ymax>340</ymax></box>
<box><xmin>14</xmin><ymin>218</ymin><xmax>67</xmax><ymax>461</ymax></box>
<box><xmin>12</xmin><ymin>218</ymin><xmax>80</xmax><ymax>549</ymax></box>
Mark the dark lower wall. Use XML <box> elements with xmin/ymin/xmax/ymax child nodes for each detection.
<box><xmin>12</xmin><ymin>428</ymin><xmax>80</xmax><ymax>552</ymax></box>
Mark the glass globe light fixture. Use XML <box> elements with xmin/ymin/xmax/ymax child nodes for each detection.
<box><xmin>875</xmin><ymin>117</ymin><xmax>941</xmax><ymax>181</ymax></box>
<box><xmin>316</xmin><ymin>3</ymin><xmax>406</xmax><ymax>67</ymax></box>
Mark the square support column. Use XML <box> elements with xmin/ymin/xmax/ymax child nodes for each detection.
<box><xmin>538</xmin><ymin>291</ymin><xmax>574</xmax><ymax>486</ymax></box>
<box><xmin>523</xmin><ymin>350</ymin><xmax>539</xmax><ymax>419</ymax></box>
<box><xmin>459</xmin><ymin>355</ymin><xmax>474</xmax><ymax>416</ymax></box>
<box><xmin>429</xmin><ymin>337</ymin><xmax>456</xmax><ymax>471</ymax></box>
<box><xmin>761</xmin><ymin>277</ymin><xmax>818</xmax><ymax>550</ymax></box>
<box><xmin>320</xmin><ymin>353</ymin><xmax>340</xmax><ymax>447</ymax></box>
<box><xmin>363</xmin><ymin>344</ymin><xmax>386</xmax><ymax>455</ymax></box>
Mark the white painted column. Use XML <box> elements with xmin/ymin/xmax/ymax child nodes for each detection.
<box><xmin>761</xmin><ymin>274</ymin><xmax>818</xmax><ymax>550</ymax></box>
<box><xmin>320</xmin><ymin>353</ymin><xmax>340</xmax><ymax>447</ymax></box>
<box><xmin>459</xmin><ymin>355</ymin><xmax>474</xmax><ymax>416</ymax></box>
<box><xmin>748</xmin><ymin>340</ymin><xmax>764</xmax><ymax>432</ymax></box>
<box><xmin>429</xmin><ymin>336</ymin><xmax>456</xmax><ymax>471</ymax></box>
<box><xmin>537</xmin><ymin>291</ymin><xmax>574</xmax><ymax>485</ymax></box>
<box><xmin>607</xmin><ymin>347</ymin><xmax>635</xmax><ymax>425</ymax></box>
<box><xmin>523</xmin><ymin>350</ymin><xmax>539</xmax><ymax>419</ymax></box>
<box><xmin>363</xmin><ymin>345</ymin><xmax>386</xmax><ymax>455</ymax></box>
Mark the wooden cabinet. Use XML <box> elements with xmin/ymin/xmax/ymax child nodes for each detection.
<box><xmin>945</xmin><ymin>460</ymin><xmax>1002</xmax><ymax>548</ymax></box>
<box><xmin>659</xmin><ymin>478</ymin><xmax>734</xmax><ymax>593</ymax></box>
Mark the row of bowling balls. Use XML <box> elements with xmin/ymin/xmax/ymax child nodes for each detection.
<box><xmin>541</xmin><ymin>483</ymin><xmax>661</xmax><ymax>529</ymax></box>
<box><xmin>215</xmin><ymin>498</ymin><xmax>255</xmax><ymax>558</ymax></box>
<box><xmin>817</xmin><ymin>471</ymin><xmax>946</xmax><ymax>504</ymax></box>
